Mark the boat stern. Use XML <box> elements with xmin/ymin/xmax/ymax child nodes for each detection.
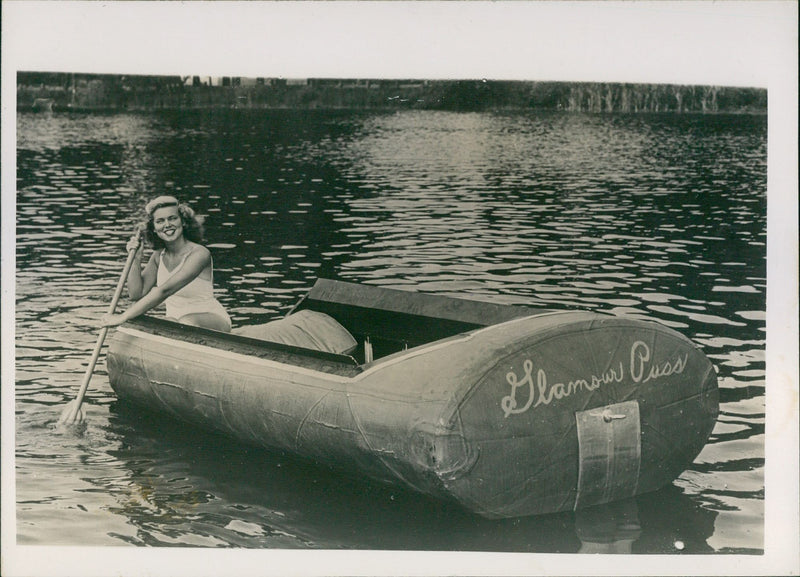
<box><xmin>426</xmin><ymin>312</ymin><xmax>719</xmax><ymax>518</ymax></box>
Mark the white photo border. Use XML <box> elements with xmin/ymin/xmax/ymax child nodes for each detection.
<box><xmin>2</xmin><ymin>2</ymin><xmax>797</xmax><ymax>576</ymax></box>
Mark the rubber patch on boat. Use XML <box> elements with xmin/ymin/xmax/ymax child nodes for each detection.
<box><xmin>575</xmin><ymin>400</ymin><xmax>641</xmax><ymax>509</ymax></box>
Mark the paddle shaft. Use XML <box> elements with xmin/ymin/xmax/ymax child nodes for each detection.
<box><xmin>64</xmin><ymin>238</ymin><xmax>140</xmax><ymax>422</ymax></box>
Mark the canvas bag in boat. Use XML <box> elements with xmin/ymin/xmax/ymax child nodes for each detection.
<box><xmin>233</xmin><ymin>310</ymin><xmax>357</xmax><ymax>355</ymax></box>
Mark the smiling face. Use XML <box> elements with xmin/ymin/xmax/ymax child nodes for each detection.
<box><xmin>152</xmin><ymin>205</ymin><xmax>184</xmax><ymax>244</ymax></box>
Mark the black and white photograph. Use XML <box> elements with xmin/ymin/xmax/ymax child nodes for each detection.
<box><xmin>2</xmin><ymin>2</ymin><xmax>797</xmax><ymax>576</ymax></box>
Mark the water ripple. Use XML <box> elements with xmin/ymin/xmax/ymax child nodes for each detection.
<box><xmin>14</xmin><ymin>109</ymin><xmax>766</xmax><ymax>552</ymax></box>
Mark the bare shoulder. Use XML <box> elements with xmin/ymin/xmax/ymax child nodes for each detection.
<box><xmin>187</xmin><ymin>242</ymin><xmax>211</xmax><ymax>263</ymax></box>
<box><xmin>188</xmin><ymin>242</ymin><xmax>210</xmax><ymax>256</ymax></box>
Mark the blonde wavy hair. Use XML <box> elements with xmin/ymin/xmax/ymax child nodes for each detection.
<box><xmin>143</xmin><ymin>196</ymin><xmax>205</xmax><ymax>249</ymax></box>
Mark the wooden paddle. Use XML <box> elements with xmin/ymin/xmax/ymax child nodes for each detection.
<box><xmin>59</xmin><ymin>230</ymin><xmax>141</xmax><ymax>426</ymax></box>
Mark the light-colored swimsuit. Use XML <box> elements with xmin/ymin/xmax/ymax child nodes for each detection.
<box><xmin>157</xmin><ymin>249</ymin><xmax>231</xmax><ymax>329</ymax></box>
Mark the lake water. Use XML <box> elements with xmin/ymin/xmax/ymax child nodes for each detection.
<box><xmin>13</xmin><ymin>109</ymin><xmax>766</xmax><ymax>554</ymax></box>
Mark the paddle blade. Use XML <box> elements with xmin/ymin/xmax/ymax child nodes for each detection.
<box><xmin>58</xmin><ymin>399</ymin><xmax>86</xmax><ymax>427</ymax></box>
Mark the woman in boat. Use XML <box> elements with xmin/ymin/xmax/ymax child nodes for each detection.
<box><xmin>101</xmin><ymin>196</ymin><xmax>232</xmax><ymax>332</ymax></box>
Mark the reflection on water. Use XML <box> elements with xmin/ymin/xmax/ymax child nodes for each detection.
<box><xmin>575</xmin><ymin>500</ymin><xmax>642</xmax><ymax>554</ymax></box>
<box><xmin>27</xmin><ymin>405</ymin><xmax>719</xmax><ymax>552</ymax></box>
<box><xmin>15</xmin><ymin>109</ymin><xmax>766</xmax><ymax>552</ymax></box>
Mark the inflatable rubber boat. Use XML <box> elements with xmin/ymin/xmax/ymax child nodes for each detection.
<box><xmin>107</xmin><ymin>278</ymin><xmax>719</xmax><ymax>519</ymax></box>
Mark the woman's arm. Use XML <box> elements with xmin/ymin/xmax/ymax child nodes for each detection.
<box><xmin>140</xmin><ymin>251</ymin><xmax>159</xmax><ymax>297</ymax></box>
<box><xmin>125</xmin><ymin>237</ymin><xmax>145</xmax><ymax>299</ymax></box>
<box><xmin>103</xmin><ymin>247</ymin><xmax>211</xmax><ymax>326</ymax></box>
<box><xmin>128</xmin><ymin>249</ymin><xmax>159</xmax><ymax>300</ymax></box>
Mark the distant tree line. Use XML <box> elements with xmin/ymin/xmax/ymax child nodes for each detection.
<box><xmin>17</xmin><ymin>72</ymin><xmax>766</xmax><ymax>114</ymax></box>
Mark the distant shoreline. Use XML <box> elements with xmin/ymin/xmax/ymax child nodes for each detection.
<box><xmin>17</xmin><ymin>73</ymin><xmax>767</xmax><ymax>115</ymax></box>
